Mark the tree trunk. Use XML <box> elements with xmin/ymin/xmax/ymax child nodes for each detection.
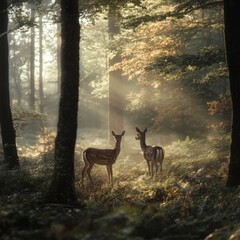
<box><xmin>11</xmin><ymin>37</ymin><xmax>22</xmax><ymax>105</ymax></box>
<box><xmin>224</xmin><ymin>0</ymin><xmax>240</xmax><ymax>187</ymax></box>
<box><xmin>29</xmin><ymin>8</ymin><xmax>35</xmax><ymax>110</ymax></box>
<box><xmin>57</xmin><ymin>22</ymin><xmax>61</xmax><ymax>93</ymax></box>
<box><xmin>0</xmin><ymin>0</ymin><xmax>19</xmax><ymax>169</ymax></box>
<box><xmin>39</xmin><ymin>14</ymin><xmax>44</xmax><ymax>113</ymax></box>
<box><xmin>47</xmin><ymin>0</ymin><xmax>80</xmax><ymax>204</ymax></box>
<box><xmin>108</xmin><ymin>9</ymin><xmax>125</xmax><ymax>143</ymax></box>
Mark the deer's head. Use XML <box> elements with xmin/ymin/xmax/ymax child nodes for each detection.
<box><xmin>135</xmin><ymin>127</ymin><xmax>147</xmax><ymax>140</ymax></box>
<box><xmin>112</xmin><ymin>130</ymin><xmax>125</xmax><ymax>143</ymax></box>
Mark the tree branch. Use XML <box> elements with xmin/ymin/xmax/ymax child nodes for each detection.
<box><xmin>124</xmin><ymin>0</ymin><xmax>223</xmax><ymax>28</ymax></box>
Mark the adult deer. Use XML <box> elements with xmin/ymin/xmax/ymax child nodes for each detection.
<box><xmin>82</xmin><ymin>130</ymin><xmax>125</xmax><ymax>186</ymax></box>
<box><xmin>135</xmin><ymin>127</ymin><xmax>164</xmax><ymax>177</ymax></box>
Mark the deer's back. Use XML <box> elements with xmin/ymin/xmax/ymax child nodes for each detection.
<box><xmin>83</xmin><ymin>147</ymin><xmax>117</xmax><ymax>165</ymax></box>
<box><xmin>144</xmin><ymin>145</ymin><xmax>164</xmax><ymax>162</ymax></box>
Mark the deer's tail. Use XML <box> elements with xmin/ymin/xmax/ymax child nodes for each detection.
<box><xmin>156</xmin><ymin>147</ymin><xmax>164</xmax><ymax>162</ymax></box>
<box><xmin>82</xmin><ymin>149</ymin><xmax>89</xmax><ymax>164</ymax></box>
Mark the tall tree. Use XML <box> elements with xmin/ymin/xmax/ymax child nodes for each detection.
<box><xmin>47</xmin><ymin>0</ymin><xmax>80</xmax><ymax>203</ymax></box>
<box><xmin>29</xmin><ymin>7</ymin><xmax>35</xmax><ymax>110</ymax></box>
<box><xmin>10</xmin><ymin>36</ymin><xmax>23</xmax><ymax>105</ymax></box>
<box><xmin>224</xmin><ymin>0</ymin><xmax>240</xmax><ymax>187</ymax></box>
<box><xmin>39</xmin><ymin>13</ymin><xmax>44</xmax><ymax>113</ymax></box>
<box><xmin>0</xmin><ymin>0</ymin><xmax>19</xmax><ymax>169</ymax></box>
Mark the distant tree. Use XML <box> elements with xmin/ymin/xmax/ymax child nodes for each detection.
<box><xmin>57</xmin><ymin>22</ymin><xmax>61</xmax><ymax>93</ymax></box>
<box><xmin>29</xmin><ymin>6</ymin><xmax>35</xmax><ymax>110</ymax></box>
<box><xmin>77</xmin><ymin>0</ymin><xmax>141</xmax><ymax>137</ymax></box>
<box><xmin>10</xmin><ymin>36</ymin><xmax>23</xmax><ymax>105</ymax></box>
<box><xmin>0</xmin><ymin>0</ymin><xmax>19</xmax><ymax>169</ymax></box>
<box><xmin>39</xmin><ymin>13</ymin><xmax>44</xmax><ymax>113</ymax></box>
<box><xmin>47</xmin><ymin>0</ymin><xmax>80</xmax><ymax>203</ymax></box>
<box><xmin>108</xmin><ymin>6</ymin><xmax>125</xmax><ymax>142</ymax></box>
<box><xmin>224</xmin><ymin>0</ymin><xmax>240</xmax><ymax>187</ymax></box>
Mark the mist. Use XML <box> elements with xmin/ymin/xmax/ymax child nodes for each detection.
<box><xmin>6</xmin><ymin>3</ymin><xmax>230</xmax><ymax>159</ymax></box>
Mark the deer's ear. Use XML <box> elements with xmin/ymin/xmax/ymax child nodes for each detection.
<box><xmin>121</xmin><ymin>130</ymin><xmax>125</xmax><ymax>136</ymax></box>
<box><xmin>112</xmin><ymin>131</ymin><xmax>116</xmax><ymax>136</ymax></box>
<box><xmin>144</xmin><ymin>128</ymin><xmax>147</xmax><ymax>133</ymax></box>
<box><xmin>136</xmin><ymin>127</ymin><xmax>140</xmax><ymax>133</ymax></box>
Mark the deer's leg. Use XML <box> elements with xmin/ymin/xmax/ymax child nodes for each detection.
<box><xmin>160</xmin><ymin>149</ymin><xmax>164</xmax><ymax>172</ymax></box>
<box><xmin>155</xmin><ymin>161</ymin><xmax>159</xmax><ymax>175</ymax></box>
<box><xmin>82</xmin><ymin>163</ymin><xmax>87</xmax><ymax>187</ymax></box>
<box><xmin>159</xmin><ymin>154</ymin><xmax>163</xmax><ymax>174</ymax></box>
<box><xmin>160</xmin><ymin>160</ymin><xmax>163</xmax><ymax>173</ymax></box>
<box><xmin>151</xmin><ymin>158</ymin><xmax>154</xmax><ymax>177</ymax></box>
<box><xmin>155</xmin><ymin>149</ymin><xmax>161</xmax><ymax>175</ymax></box>
<box><xmin>86</xmin><ymin>163</ymin><xmax>94</xmax><ymax>184</ymax></box>
<box><xmin>106</xmin><ymin>165</ymin><xmax>111</xmax><ymax>183</ymax></box>
<box><xmin>109</xmin><ymin>165</ymin><xmax>113</xmax><ymax>183</ymax></box>
<box><xmin>82</xmin><ymin>153</ymin><xmax>89</xmax><ymax>187</ymax></box>
<box><xmin>146</xmin><ymin>160</ymin><xmax>150</xmax><ymax>175</ymax></box>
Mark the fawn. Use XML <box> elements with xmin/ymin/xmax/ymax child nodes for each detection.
<box><xmin>82</xmin><ymin>130</ymin><xmax>125</xmax><ymax>185</ymax></box>
<box><xmin>135</xmin><ymin>127</ymin><xmax>164</xmax><ymax>177</ymax></box>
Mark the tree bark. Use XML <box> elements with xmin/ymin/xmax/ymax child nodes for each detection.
<box><xmin>224</xmin><ymin>0</ymin><xmax>240</xmax><ymax>187</ymax></box>
<box><xmin>47</xmin><ymin>0</ymin><xmax>80</xmax><ymax>203</ymax></box>
<box><xmin>0</xmin><ymin>0</ymin><xmax>19</xmax><ymax>169</ymax></box>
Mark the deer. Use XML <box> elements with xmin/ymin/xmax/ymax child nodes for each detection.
<box><xmin>135</xmin><ymin>127</ymin><xmax>164</xmax><ymax>177</ymax></box>
<box><xmin>81</xmin><ymin>130</ymin><xmax>125</xmax><ymax>186</ymax></box>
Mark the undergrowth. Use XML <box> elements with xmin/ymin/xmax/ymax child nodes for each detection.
<box><xmin>1</xmin><ymin>133</ymin><xmax>239</xmax><ymax>240</ymax></box>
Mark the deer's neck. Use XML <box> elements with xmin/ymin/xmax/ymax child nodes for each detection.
<box><xmin>114</xmin><ymin>141</ymin><xmax>121</xmax><ymax>157</ymax></box>
<box><xmin>140</xmin><ymin>137</ymin><xmax>147</xmax><ymax>151</ymax></box>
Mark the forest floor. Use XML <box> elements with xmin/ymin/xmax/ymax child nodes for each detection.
<box><xmin>1</xmin><ymin>133</ymin><xmax>240</xmax><ymax>240</ymax></box>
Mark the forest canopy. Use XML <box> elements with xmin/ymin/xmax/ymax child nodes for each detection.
<box><xmin>3</xmin><ymin>0</ymin><xmax>228</xmax><ymax>142</ymax></box>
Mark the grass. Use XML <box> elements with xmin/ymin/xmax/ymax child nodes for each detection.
<box><xmin>1</xmin><ymin>133</ymin><xmax>239</xmax><ymax>240</ymax></box>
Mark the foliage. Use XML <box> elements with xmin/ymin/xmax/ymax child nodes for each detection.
<box><xmin>12</xmin><ymin>107</ymin><xmax>46</xmax><ymax>137</ymax></box>
<box><xmin>146</xmin><ymin>47</ymin><xmax>225</xmax><ymax>72</ymax></box>
<box><xmin>79</xmin><ymin>0</ymin><xmax>142</xmax><ymax>20</ymax></box>
<box><xmin>207</xmin><ymin>93</ymin><xmax>231</xmax><ymax>132</ymax></box>
<box><xmin>35</xmin><ymin>127</ymin><xmax>56</xmax><ymax>162</ymax></box>
<box><xmin>0</xmin><ymin>133</ymin><xmax>237</xmax><ymax>239</ymax></box>
<box><xmin>116</xmin><ymin>2</ymin><xmax>224</xmax><ymax>81</ymax></box>
<box><xmin>208</xmin><ymin>93</ymin><xmax>231</xmax><ymax>116</ymax></box>
<box><xmin>125</xmin><ymin>0</ymin><xmax>223</xmax><ymax>29</ymax></box>
<box><xmin>108</xmin><ymin>0</ymin><xmax>228</xmax><ymax>138</ymax></box>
